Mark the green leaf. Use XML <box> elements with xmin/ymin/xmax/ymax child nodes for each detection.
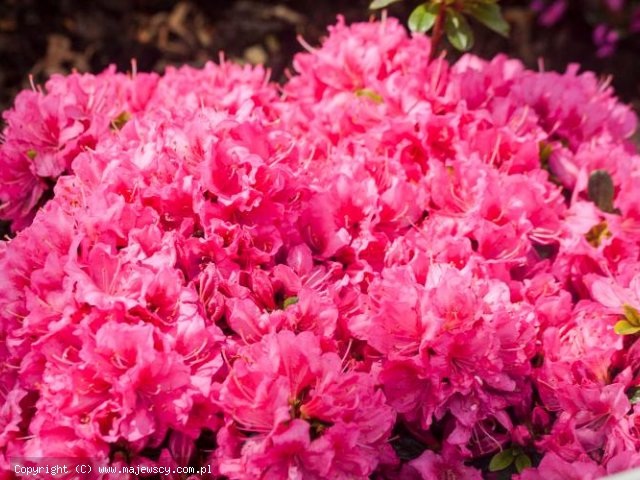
<box><xmin>283</xmin><ymin>296</ymin><xmax>299</xmax><ymax>309</ymax></box>
<box><xmin>584</xmin><ymin>221</ymin><xmax>611</xmax><ymax>248</ymax></box>
<box><xmin>369</xmin><ymin>0</ymin><xmax>402</xmax><ymax>9</ymax></box>
<box><xmin>515</xmin><ymin>454</ymin><xmax>532</xmax><ymax>473</ymax></box>
<box><xmin>539</xmin><ymin>142</ymin><xmax>553</xmax><ymax>170</ymax></box>
<box><xmin>445</xmin><ymin>9</ymin><xmax>474</xmax><ymax>51</ymax></box>
<box><xmin>355</xmin><ymin>88</ymin><xmax>384</xmax><ymax>104</ymax></box>
<box><xmin>623</xmin><ymin>304</ymin><xmax>640</xmax><ymax>326</ymax></box>
<box><xmin>111</xmin><ymin>111</ymin><xmax>131</xmax><ymax>130</ymax></box>
<box><xmin>533</xmin><ymin>244</ymin><xmax>555</xmax><ymax>260</ymax></box>
<box><xmin>614</xmin><ymin>320</ymin><xmax>640</xmax><ymax>336</ymax></box>
<box><xmin>629</xmin><ymin>387</ymin><xmax>640</xmax><ymax>404</ymax></box>
<box><xmin>464</xmin><ymin>2</ymin><xmax>510</xmax><ymax>37</ymax></box>
<box><xmin>391</xmin><ymin>434</ymin><xmax>427</xmax><ymax>460</ymax></box>
<box><xmin>489</xmin><ymin>449</ymin><xmax>514</xmax><ymax>472</ymax></box>
<box><xmin>588</xmin><ymin>170</ymin><xmax>615</xmax><ymax>213</ymax></box>
<box><xmin>408</xmin><ymin>3</ymin><xmax>439</xmax><ymax>33</ymax></box>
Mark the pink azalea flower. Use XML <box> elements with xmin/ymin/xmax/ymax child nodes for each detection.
<box><xmin>216</xmin><ymin>330</ymin><xmax>395</xmax><ymax>479</ymax></box>
<box><xmin>404</xmin><ymin>447</ymin><xmax>482</xmax><ymax>479</ymax></box>
<box><xmin>518</xmin><ymin>452</ymin><xmax>605</xmax><ymax>479</ymax></box>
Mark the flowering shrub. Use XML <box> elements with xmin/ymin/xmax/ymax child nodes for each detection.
<box><xmin>1</xmin><ymin>16</ymin><xmax>640</xmax><ymax>479</ymax></box>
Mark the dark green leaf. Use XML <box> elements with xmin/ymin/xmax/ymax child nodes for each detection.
<box><xmin>408</xmin><ymin>3</ymin><xmax>439</xmax><ymax>33</ymax></box>
<box><xmin>533</xmin><ymin>244</ymin><xmax>556</xmax><ymax>260</ymax></box>
<box><xmin>445</xmin><ymin>9</ymin><xmax>474</xmax><ymax>51</ymax></box>
<box><xmin>489</xmin><ymin>449</ymin><xmax>514</xmax><ymax>472</ymax></box>
<box><xmin>464</xmin><ymin>2</ymin><xmax>510</xmax><ymax>37</ymax></box>
<box><xmin>283</xmin><ymin>296</ymin><xmax>299</xmax><ymax>309</ymax></box>
<box><xmin>369</xmin><ymin>0</ymin><xmax>403</xmax><ymax>9</ymax></box>
<box><xmin>629</xmin><ymin>387</ymin><xmax>640</xmax><ymax>404</ymax></box>
<box><xmin>390</xmin><ymin>422</ymin><xmax>429</xmax><ymax>460</ymax></box>
<box><xmin>515</xmin><ymin>454</ymin><xmax>532</xmax><ymax>473</ymax></box>
<box><xmin>588</xmin><ymin>170</ymin><xmax>615</xmax><ymax>213</ymax></box>
<box><xmin>391</xmin><ymin>434</ymin><xmax>427</xmax><ymax>460</ymax></box>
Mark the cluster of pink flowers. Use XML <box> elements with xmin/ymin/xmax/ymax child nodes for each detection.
<box><xmin>1</xmin><ymin>16</ymin><xmax>640</xmax><ymax>479</ymax></box>
<box><xmin>532</xmin><ymin>0</ymin><xmax>640</xmax><ymax>57</ymax></box>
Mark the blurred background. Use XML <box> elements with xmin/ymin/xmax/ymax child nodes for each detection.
<box><xmin>0</xmin><ymin>0</ymin><xmax>639</xmax><ymax>113</ymax></box>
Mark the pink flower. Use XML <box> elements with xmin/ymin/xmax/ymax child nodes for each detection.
<box><xmin>216</xmin><ymin>330</ymin><xmax>395</xmax><ymax>479</ymax></box>
<box><xmin>537</xmin><ymin>1</ymin><xmax>568</xmax><ymax>27</ymax></box>
<box><xmin>404</xmin><ymin>447</ymin><xmax>482</xmax><ymax>479</ymax></box>
<box><xmin>518</xmin><ymin>452</ymin><xmax>605</xmax><ymax>480</ymax></box>
<box><xmin>593</xmin><ymin>25</ymin><xmax>620</xmax><ymax>58</ymax></box>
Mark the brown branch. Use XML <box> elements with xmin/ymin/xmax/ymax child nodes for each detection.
<box><xmin>429</xmin><ymin>3</ymin><xmax>446</xmax><ymax>61</ymax></box>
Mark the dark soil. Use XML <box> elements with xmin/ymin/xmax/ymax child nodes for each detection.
<box><xmin>1</xmin><ymin>0</ymin><xmax>639</xmax><ymax>114</ymax></box>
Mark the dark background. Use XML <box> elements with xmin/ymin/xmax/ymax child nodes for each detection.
<box><xmin>1</xmin><ymin>0</ymin><xmax>639</xmax><ymax>113</ymax></box>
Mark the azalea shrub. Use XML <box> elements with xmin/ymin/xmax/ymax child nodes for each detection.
<box><xmin>2</xmin><ymin>16</ymin><xmax>640</xmax><ymax>480</ymax></box>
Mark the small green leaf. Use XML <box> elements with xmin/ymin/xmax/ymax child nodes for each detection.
<box><xmin>111</xmin><ymin>111</ymin><xmax>131</xmax><ymax>130</ymax></box>
<box><xmin>369</xmin><ymin>0</ymin><xmax>402</xmax><ymax>9</ymax></box>
<box><xmin>623</xmin><ymin>304</ymin><xmax>640</xmax><ymax>326</ymax></box>
<box><xmin>283</xmin><ymin>296</ymin><xmax>299</xmax><ymax>309</ymax></box>
<box><xmin>408</xmin><ymin>3</ymin><xmax>439</xmax><ymax>33</ymax></box>
<box><xmin>355</xmin><ymin>88</ymin><xmax>384</xmax><ymax>104</ymax></box>
<box><xmin>588</xmin><ymin>170</ymin><xmax>615</xmax><ymax>213</ymax></box>
<box><xmin>629</xmin><ymin>387</ymin><xmax>640</xmax><ymax>404</ymax></box>
<box><xmin>489</xmin><ymin>449</ymin><xmax>514</xmax><ymax>472</ymax></box>
<box><xmin>26</xmin><ymin>149</ymin><xmax>37</xmax><ymax>160</ymax></box>
<box><xmin>539</xmin><ymin>142</ymin><xmax>553</xmax><ymax>170</ymax></box>
<box><xmin>464</xmin><ymin>2</ymin><xmax>510</xmax><ymax>37</ymax></box>
<box><xmin>445</xmin><ymin>9</ymin><xmax>474</xmax><ymax>51</ymax></box>
<box><xmin>614</xmin><ymin>320</ymin><xmax>640</xmax><ymax>336</ymax></box>
<box><xmin>390</xmin><ymin>423</ymin><xmax>429</xmax><ymax>460</ymax></box>
<box><xmin>585</xmin><ymin>221</ymin><xmax>611</xmax><ymax>248</ymax></box>
<box><xmin>515</xmin><ymin>454</ymin><xmax>532</xmax><ymax>473</ymax></box>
